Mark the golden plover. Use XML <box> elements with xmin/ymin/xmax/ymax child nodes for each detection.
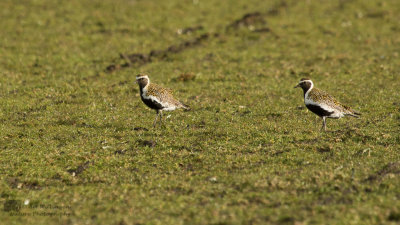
<box><xmin>294</xmin><ymin>78</ymin><xmax>360</xmax><ymax>131</ymax></box>
<box><xmin>136</xmin><ymin>74</ymin><xmax>189</xmax><ymax>127</ymax></box>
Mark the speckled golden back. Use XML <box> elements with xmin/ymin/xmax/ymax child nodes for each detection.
<box><xmin>147</xmin><ymin>83</ymin><xmax>185</xmax><ymax>107</ymax></box>
<box><xmin>308</xmin><ymin>88</ymin><xmax>355</xmax><ymax>114</ymax></box>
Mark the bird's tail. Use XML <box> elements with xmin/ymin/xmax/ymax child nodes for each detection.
<box><xmin>347</xmin><ymin>109</ymin><xmax>361</xmax><ymax>118</ymax></box>
<box><xmin>342</xmin><ymin>104</ymin><xmax>361</xmax><ymax>118</ymax></box>
<box><xmin>179</xmin><ymin>102</ymin><xmax>191</xmax><ymax>111</ymax></box>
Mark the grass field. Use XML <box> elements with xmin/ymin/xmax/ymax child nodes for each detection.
<box><xmin>1</xmin><ymin>0</ymin><xmax>400</xmax><ymax>224</ymax></box>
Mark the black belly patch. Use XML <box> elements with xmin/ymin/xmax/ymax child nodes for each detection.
<box><xmin>306</xmin><ymin>104</ymin><xmax>334</xmax><ymax>117</ymax></box>
<box><xmin>141</xmin><ymin>97</ymin><xmax>164</xmax><ymax>110</ymax></box>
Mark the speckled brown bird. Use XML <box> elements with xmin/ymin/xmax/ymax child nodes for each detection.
<box><xmin>295</xmin><ymin>78</ymin><xmax>360</xmax><ymax>131</ymax></box>
<box><xmin>136</xmin><ymin>74</ymin><xmax>189</xmax><ymax>127</ymax></box>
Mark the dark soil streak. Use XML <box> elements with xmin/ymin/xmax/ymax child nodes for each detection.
<box><xmin>106</xmin><ymin>1</ymin><xmax>289</xmax><ymax>72</ymax></box>
<box><xmin>106</xmin><ymin>34</ymin><xmax>210</xmax><ymax>72</ymax></box>
<box><xmin>7</xmin><ymin>177</ymin><xmax>42</xmax><ymax>190</ymax></box>
<box><xmin>138</xmin><ymin>140</ymin><xmax>156</xmax><ymax>148</ymax></box>
<box><xmin>67</xmin><ymin>161</ymin><xmax>92</xmax><ymax>176</ymax></box>
<box><xmin>364</xmin><ymin>162</ymin><xmax>400</xmax><ymax>182</ymax></box>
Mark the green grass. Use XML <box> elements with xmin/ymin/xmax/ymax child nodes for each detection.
<box><xmin>1</xmin><ymin>0</ymin><xmax>400</xmax><ymax>224</ymax></box>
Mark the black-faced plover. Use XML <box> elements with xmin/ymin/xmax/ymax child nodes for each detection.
<box><xmin>136</xmin><ymin>74</ymin><xmax>189</xmax><ymax>127</ymax></box>
<box><xmin>295</xmin><ymin>78</ymin><xmax>360</xmax><ymax>131</ymax></box>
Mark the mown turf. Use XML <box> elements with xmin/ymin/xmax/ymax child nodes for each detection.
<box><xmin>1</xmin><ymin>0</ymin><xmax>400</xmax><ymax>224</ymax></box>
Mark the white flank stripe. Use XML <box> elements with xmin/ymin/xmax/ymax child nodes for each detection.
<box><xmin>305</xmin><ymin>97</ymin><xmax>344</xmax><ymax>118</ymax></box>
<box><xmin>141</xmin><ymin>89</ymin><xmax>177</xmax><ymax>111</ymax></box>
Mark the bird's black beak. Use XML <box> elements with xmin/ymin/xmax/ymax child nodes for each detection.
<box><xmin>294</xmin><ymin>84</ymin><xmax>300</xmax><ymax>88</ymax></box>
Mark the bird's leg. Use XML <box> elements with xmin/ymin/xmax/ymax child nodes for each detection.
<box><xmin>153</xmin><ymin>110</ymin><xmax>159</xmax><ymax>128</ymax></box>
<box><xmin>321</xmin><ymin>117</ymin><xmax>327</xmax><ymax>132</ymax></box>
<box><xmin>159</xmin><ymin>111</ymin><xmax>164</xmax><ymax>128</ymax></box>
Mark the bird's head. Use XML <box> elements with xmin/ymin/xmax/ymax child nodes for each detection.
<box><xmin>294</xmin><ymin>78</ymin><xmax>314</xmax><ymax>92</ymax></box>
<box><xmin>136</xmin><ymin>74</ymin><xmax>150</xmax><ymax>88</ymax></box>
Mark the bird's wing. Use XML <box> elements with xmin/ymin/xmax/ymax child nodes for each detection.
<box><xmin>310</xmin><ymin>88</ymin><xmax>355</xmax><ymax>114</ymax></box>
<box><xmin>148</xmin><ymin>84</ymin><xmax>181</xmax><ymax>108</ymax></box>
